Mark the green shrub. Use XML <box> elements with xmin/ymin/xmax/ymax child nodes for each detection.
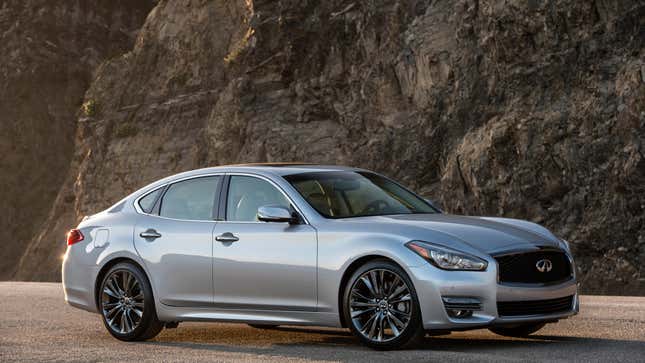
<box><xmin>81</xmin><ymin>99</ymin><xmax>98</xmax><ymax>117</ymax></box>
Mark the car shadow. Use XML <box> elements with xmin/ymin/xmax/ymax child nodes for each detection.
<box><xmin>141</xmin><ymin>324</ymin><xmax>645</xmax><ymax>362</ymax></box>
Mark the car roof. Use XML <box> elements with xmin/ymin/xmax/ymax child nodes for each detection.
<box><xmin>128</xmin><ymin>163</ymin><xmax>366</xmax><ymax>200</ymax></box>
<box><xmin>185</xmin><ymin>163</ymin><xmax>363</xmax><ymax>176</ymax></box>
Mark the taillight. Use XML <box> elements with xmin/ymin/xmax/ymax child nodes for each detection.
<box><xmin>67</xmin><ymin>229</ymin><xmax>84</xmax><ymax>246</ymax></box>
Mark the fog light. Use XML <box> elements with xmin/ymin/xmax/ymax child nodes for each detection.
<box><xmin>447</xmin><ymin>309</ymin><xmax>474</xmax><ymax>318</ymax></box>
<box><xmin>442</xmin><ymin>296</ymin><xmax>482</xmax><ymax>319</ymax></box>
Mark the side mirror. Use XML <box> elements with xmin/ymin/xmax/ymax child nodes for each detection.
<box><xmin>257</xmin><ymin>205</ymin><xmax>297</xmax><ymax>223</ymax></box>
<box><xmin>424</xmin><ymin>199</ymin><xmax>443</xmax><ymax>212</ymax></box>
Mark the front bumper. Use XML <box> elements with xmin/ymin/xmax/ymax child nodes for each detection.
<box><xmin>408</xmin><ymin>262</ymin><xmax>579</xmax><ymax>330</ymax></box>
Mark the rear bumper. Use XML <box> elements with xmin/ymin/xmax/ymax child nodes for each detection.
<box><xmin>408</xmin><ymin>262</ymin><xmax>578</xmax><ymax>330</ymax></box>
<box><xmin>62</xmin><ymin>246</ymin><xmax>99</xmax><ymax>313</ymax></box>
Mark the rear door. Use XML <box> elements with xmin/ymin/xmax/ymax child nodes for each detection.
<box><xmin>134</xmin><ymin>175</ymin><xmax>222</xmax><ymax>307</ymax></box>
<box><xmin>211</xmin><ymin>174</ymin><xmax>317</xmax><ymax>311</ymax></box>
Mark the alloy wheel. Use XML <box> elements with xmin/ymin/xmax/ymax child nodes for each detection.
<box><xmin>349</xmin><ymin>268</ymin><xmax>412</xmax><ymax>342</ymax></box>
<box><xmin>101</xmin><ymin>270</ymin><xmax>144</xmax><ymax>335</ymax></box>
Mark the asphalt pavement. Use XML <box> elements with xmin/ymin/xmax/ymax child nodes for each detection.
<box><xmin>1</xmin><ymin>282</ymin><xmax>643</xmax><ymax>362</ymax></box>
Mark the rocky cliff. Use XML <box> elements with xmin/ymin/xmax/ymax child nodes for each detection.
<box><xmin>0</xmin><ymin>0</ymin><xmax>155</xmax><ymax>279</ymax></box>
<box><xmin>4</xmin><ymin>0</ymin><xmax>644</xmax><ymax>294</ymax></box>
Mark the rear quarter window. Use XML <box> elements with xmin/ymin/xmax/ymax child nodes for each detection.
<box><xmin>138</xmin><ymin>188</ymin><xmax>162</xmax><ymax>213</ymax></box>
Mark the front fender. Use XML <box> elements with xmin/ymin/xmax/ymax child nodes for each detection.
<box><xmin>316</xmin><ymin>230</ymin><xmax>424</xmax><ymax>319</ymax></box>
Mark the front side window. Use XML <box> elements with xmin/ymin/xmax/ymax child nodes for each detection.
<box><xmin>226</xmin><ymin>176</ymin><xmax>290</xmax><ymax>221</ymax></box>
<box><xmin>284</xmin><ymin>171</ymin><xmax>437</xmax><ymax>218</ymax></box>
<box><xmin>159</xmin><ymin>176</ymin><xmax>221</xmax><ymax>220</ymax></box>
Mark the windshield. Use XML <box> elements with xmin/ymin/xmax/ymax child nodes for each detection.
<box><xmin>284</xmin><ymin>171</ymin><xmax>438</xmax><ymax>218</ymax></box>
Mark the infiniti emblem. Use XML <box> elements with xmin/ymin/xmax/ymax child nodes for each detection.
<box><xmin>535</xmin><ymin>259</ymin><xmax>553</xmax><ymax>273</ymax></box>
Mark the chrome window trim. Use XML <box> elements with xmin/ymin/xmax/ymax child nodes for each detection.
<box><xmin>132</xmin><ymin>172</ymin><xmax>309</xmax><ymax>225</ymax></box>
<box><xmin>133</xmin><ymin>173</ymin><xmax>225</xmax><ymax>223</ymax></box>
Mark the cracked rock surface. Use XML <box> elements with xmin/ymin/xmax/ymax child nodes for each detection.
<box><xmin>3</xmin><ymin>0</ymin><xmax>644</xmax><ymax>294</ymax></box>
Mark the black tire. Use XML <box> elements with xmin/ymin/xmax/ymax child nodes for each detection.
<box><xmin>342</xmin><ymin>259</ymin><xmax>425</xmax><ymax>350</ymax></box>
<box><xmin>248</xmin><ymin>324</ymin><xmax>279</xmax><ymax>329</ymax></box>
<box><xmin>489</xmin><ymin>323</ymin><xmax>546</xmax><ymax>337</ymax></box>
<box><xmin>98</xmin><ymin>262</ymin><xmax>164</xmax><ymax>341</ymax></box>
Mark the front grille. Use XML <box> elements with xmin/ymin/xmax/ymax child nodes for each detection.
<box><xmin>495</xmin><ymin>250</ymin><xmax>572</xmax><ymax>284</ymax></box>
<box><xmin>497</xmin><ymin>295</ymin><xmax>574</xmax><ymax>316</ymax></box>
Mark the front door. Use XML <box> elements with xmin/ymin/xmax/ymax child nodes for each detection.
<box><xmin>211</xmin><ymin>175</ymin><xmax>317</xmax><ymax>311</ymax></box>
<box><xmin>134</xmin><ymin>175</ymin><xmax>222</xmax><ymax>307</ymax></box>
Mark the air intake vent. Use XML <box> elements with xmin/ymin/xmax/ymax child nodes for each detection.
<box><xmin>497</xmin><ymin>295</ymin><xmax>574</xmax><ymax>317</ymax></box>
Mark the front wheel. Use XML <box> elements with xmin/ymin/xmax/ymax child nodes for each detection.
<box><xmin>343</xmin><ymin>260</ymin><xmax>425</xmax><ymax>350</ymax></box>
<box><xmin>99</xmin><ymin>262</ymin><xmax>164</xmax><ymax>341</ymax></box>
<box><xmin>489</xmin><ymin>323</ymin><xmax>546</xmax><ymax>337</ymax></box>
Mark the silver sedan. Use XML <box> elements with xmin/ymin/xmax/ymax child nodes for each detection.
<box><xmin>62</xmin><ymin>164</ymin><xmax>578</xmax><ymax>349</ymax></box>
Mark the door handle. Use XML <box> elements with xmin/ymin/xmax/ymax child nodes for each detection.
<box><xmin>215</xmin><ymin>232</ymin><xmax>239</xmax><ymax>243</ymax></box>
<box><xmin>140</xmin><ymin>229</ymin><xmax>162</xmax><ymax>239</ymax></box>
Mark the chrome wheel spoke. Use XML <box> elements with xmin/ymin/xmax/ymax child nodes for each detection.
<box><xmin>350</xmin><ymin>268</ymin><xmax>412</xmax><ymax>343</ymax></box>
<box><xmin>131</xmin><ymin>306</ymin><xmax>143</xmax><ymax>318</ymax></box>
<box><xmin>360</xmin><ymin>276</ymin><xmax>377</xmax><ymax>297</ymax></box>
<box><xmin>351</xmin><ymin>290</ymin><xmax>371</xmax><ymax>301</ymax></box>
<box><xmin>388</xmin><ymin>310</ymin><xmax>406</xmax><ymax>328</ymax></box>
<box><xmin>375</xmin><ymin>270</ymin><xmax>385</xmax><ymax>297</ymax></box>
<box><xmin>387</xmin><ymin>315</ymin><xmax>401</xmax><ymax>336</ymax></box>
<box><xmin>351</xmin><ymin>307</ymin><xmax>375</xmax><ymax>319</ymax></box>
<box><xmin>386</xmin><ymin>276</ymin><xmax>400</xmax><ymax>296</ymax></box>
<box><xmin>105</xmin><ymin>304</ymin><xmax>121</xmax><ymax>317</ymax></box>
<box><xmin>388</xmin><ymin>283</ymin><xmax>407</xmax><ymax>300</ymax></box>
<box><xmin>367</xmin><ymin>312</ymin><xmax>380</xmax><ymax>339</ymax></box>
<box><xmin>390</xmin><ymin>308</ymin><xmax>410</xmax><ymax>319</ymax></box>
<box><xmin>107</xmin><ymin>314</ymin><xmax>117</xmax><ymax>328</ymax></box>
<box><xmin>359</xmin><ymin>311</ymin><xmax>378</xmax><ymax>334</ymax></box>
<box><xmin>103</xmin><ymin>285</ymin><xmax>119</xmax><ymax>299</ymax></box>
<box><xmin>119</xmin><ymin>309</ymin><xmax>126</xmax><ymax>333</ymax></box>
<box><xmin>377</xmin><ymin>312</ymin><xmax>386</xmax><ymax>341</ymax></box>
<box><xmin>101</xmin><ymin>269</ymin><xmax>143</xmax><ymax>335</ymax></box>
<box><xmin>107</xmin><ymin>277</ymin><xmax>122</xmax><ymax>297</ymax></box>
<box><xmin>124</xmin><ymin>310</ymin><xmax>135</xmax><ymax>332</ymax></box>
<box><xmin>123</xmin><ymin>272</ymin><xmax>133</xmax><ymax>294</ymax></box>
<box><xmin>351</xmin><ymin>301</ymin><xmax>378</xmax><ymax>308</ymax></box>
<box><xmin>123</xmin><ymin>311</ymin><xmax>131</xmax><ymax>333</ymax></box>
<box><xmin>390</xmin><ymin>294</ymin><xmax>411</xmax><ymax>304</ymax></box>
<box><xmin>369</xmin><ymin>270</ymin><xmax>382</xmax><ymax>297</ymax></box>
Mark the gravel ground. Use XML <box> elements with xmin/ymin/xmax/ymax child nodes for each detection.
<box><xmin>0</xmin><ymin>282</ymin><xmax>643</xmax><ymax>362</ymax></box>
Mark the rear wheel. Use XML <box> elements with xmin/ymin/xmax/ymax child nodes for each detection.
<box><xmin>99</xmin><ymin>262</ymin><xmax>164</xmax><ymax>341</ymax></box>
<box><xmin>343</xmin><ymin>260</ymin><xmax>424</xmax><ymax>350</ymax></box>
<box><xmin>489</xmin><ymin>323</ymin><xmax>546</xmax><ymax>337</ymax></box>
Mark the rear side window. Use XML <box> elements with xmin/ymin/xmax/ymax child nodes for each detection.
<box><xmin>159</xmin><ymin>176</ymin><xmax>221</xmax><ymax>221</ymax></box>
<box><xmin>138</xmin><ymin>188</ymin><xmax>162</xmax><ymax>213</ymax></box>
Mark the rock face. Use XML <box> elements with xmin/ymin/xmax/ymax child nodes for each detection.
<box><xmin>5</xmin><ymin>0</ymin><xmax>644</xmax><ymax>294</ymax></box>
<box><xmin>0</xmin><ymin>0</ymin><xmax>155</xmax><ymax>279</ymax></box>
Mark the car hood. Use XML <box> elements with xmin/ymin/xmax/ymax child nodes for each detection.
<box><xmin>339</xmin><ymin>213</ymin><xmax>561</xmax><ymax>254</ymax></box>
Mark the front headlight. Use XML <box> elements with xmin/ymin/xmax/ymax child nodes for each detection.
<box><xmin>406</xmin><ymin>241</ymin><xmax>488</xmax><ymax>271</ymax></box>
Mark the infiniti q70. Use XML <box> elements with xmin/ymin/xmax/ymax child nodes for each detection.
<box><xmin>62</xmin><ymin>164</ymin><xmax>578</xmax><ymax>349</ymax></box>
